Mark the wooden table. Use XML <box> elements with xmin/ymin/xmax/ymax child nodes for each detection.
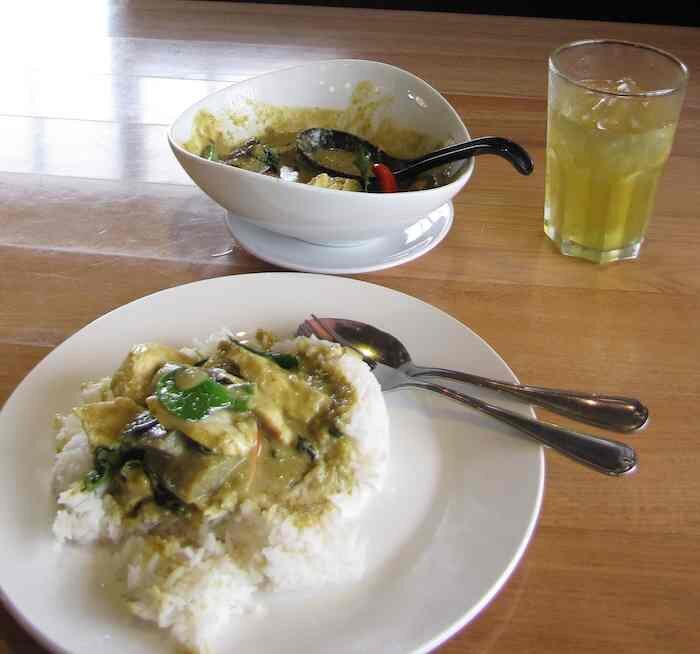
<box><xmin>1</xmin><ymin>2</ymin><xmax>699</xmax><ymax>653</ymax></box>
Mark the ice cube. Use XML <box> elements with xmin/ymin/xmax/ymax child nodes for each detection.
<box><xmin>596</xmin><ymin>116</ymin><xmax>620</xmax><ymax>132</ymax></box>
<box><xmin>615</xmin><ymin>77</ymin><xmax>639</xmax><ymax>94</ymax></box>
<box><xmin>591</xmin><ymin>98</ymin><xmax>608</xmax><ymax>112</ymax></box>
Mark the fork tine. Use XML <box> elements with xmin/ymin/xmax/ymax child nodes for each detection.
<box><xmin>310</xmin><ymin>315</ymin><xmax>347</xmax><ymax>343</ymax></box>
<box><xmin>305</xmin><ymin>318</ymin><xmax>328</xmax><ymax>338</ymax></box>
<box><xmin>296</xmin><ymin>320</ymin><xmax>315</xmax><ymax>338</ymax></box>
<box><xmin>301</xmin><ymin>316</ymin><xmax>377</xmax><ymax>369</ymax></box>
<box><xmin>311</xmin><ymin>315</ymin><xmax>371</xmax><ymax>359</ymax></box>
<box><xmin>297</xmin><ymin>317</ymin><xmax>333</xmax><ymax>340</ymax></box>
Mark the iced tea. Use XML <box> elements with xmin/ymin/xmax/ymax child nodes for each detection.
<box><xmin>544</xmin><ymin>42</ymin><xmax>687</xmax><ymax>263</ymax></box>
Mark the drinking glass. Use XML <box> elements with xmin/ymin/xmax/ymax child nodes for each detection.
<box><xmin>544</xmin><ymin>40</ymin><xmax>688</xmax><ymax>263</ymax></box>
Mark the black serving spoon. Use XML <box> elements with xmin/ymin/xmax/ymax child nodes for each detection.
<box><xmin>296</xmin><ymin>128</ymin><xmax>533</xmax><ymax>191</ymax></box>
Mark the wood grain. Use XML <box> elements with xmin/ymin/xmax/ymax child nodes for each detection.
<box><xmin>1</xmin><ymin>2</ymin><xmax>699</xmax><ymax>653</ymax></box>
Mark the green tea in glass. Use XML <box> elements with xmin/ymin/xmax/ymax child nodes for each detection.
<box><xmin>545</xmin><ymin>40</ymin><xmax>688</xmax><ymax>263</ymax></box>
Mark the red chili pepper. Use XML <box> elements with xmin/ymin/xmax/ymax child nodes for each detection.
<box><xmin>372</xmin><ymin>163</ymin><xmax>398</xmax><ymax>193</ymax></box>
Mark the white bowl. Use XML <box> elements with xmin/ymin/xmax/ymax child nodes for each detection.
<box><xmin>168</xmin><ymin>60</ymin><xmax>473</xmax><ymax>246</ymax></box>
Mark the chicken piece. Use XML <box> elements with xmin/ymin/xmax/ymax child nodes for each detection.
<box><xmin>208</xmin><ymin>340</ymin><xmax>330</xmax><ymax>445</ymax></box>
<box><xmin>74</xmin><ymin>397</ymin><xmax>143</xmax><ymax>448</ymax></box>
<box><xmin>111</xmin><ymin>343</ymin><xmax>193</xmax><ymax>405</ymax></box>
<box><xmin>253</xmin><ymin>394</ymin><xmax>294</xmax><ymax>443</ymax></box>
<box><xmin>146</xmin><ymin>396</ymin><xmax>257</xmax><ymax>457</ymax></box>
<box><xmin>307</xmin><ymin>173</ymin><xmax>362</xmax><ymax>192</ymax></box>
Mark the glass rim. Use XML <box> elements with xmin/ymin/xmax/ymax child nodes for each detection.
<box><xmin>549</xmin><ymin>39</ymin><xmax>689</xmax><ymax>97</ymax></box>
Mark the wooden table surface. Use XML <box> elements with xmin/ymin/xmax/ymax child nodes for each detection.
<box><xmin>1</xmin><ymin>2</ymin><xmax>699</xmax><ymax>653</ymax></box>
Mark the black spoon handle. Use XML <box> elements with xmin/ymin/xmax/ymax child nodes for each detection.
<box><xmin>394</xmin><ymin>136</ymin><xmax>534</xmax><ymax>178</ymax></box>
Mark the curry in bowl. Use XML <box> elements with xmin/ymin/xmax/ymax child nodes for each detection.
<box><xmin>181</xmin><ymin>81</ymin><xmax>464</xmax><ymax>193</ymax></box>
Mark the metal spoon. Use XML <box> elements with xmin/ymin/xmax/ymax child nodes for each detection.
<box><xmin>298</xmin><ymin>317</ymin><xmax>637</xmax><ymax>476</ymax></box>
<box><xmin>300</xmin><ymin>317</ymin><xmax>648</xmax><ymax>433</ymax></box>
<box><xmin>296</xmin><ymin>128</ymin><xmax>533</xmax><ymax>189</ymax></box>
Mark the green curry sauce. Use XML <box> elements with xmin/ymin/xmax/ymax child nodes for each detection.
<box><xmin>182</xmin><ymin>81</ymin><xmax>456</xmax><ymax>192</ymax></box>
<box><xmin>75</xmin><ymin>335</ymin><xmax>359</xmax><ymax>532</ymax></box>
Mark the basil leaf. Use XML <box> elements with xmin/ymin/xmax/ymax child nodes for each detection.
<box><xmin>156</xmin><ymin>367</ymin><xmax>252</xmax><ymax>420</ymax></box>
<box><xmin>83</xmin><ymin>468</ymin><xmax>108</xmax><ymax>492</ymax></box>
<box><xmin>202</xmin><ymin>144</ymin><xmax>218</xmax><ymax>161</ymax></box>
<box><xmin>353</xmin><ymin>143</ymin><xmax>373</xmax><ymax>191</ymax></box>
<box><xmin>261</xmin><ymin>145</ymin><xmax>280</xmax><ymax>172</ymax></box>
<box><xmin>82</xmin><ymin>446</ymin><xmax>142</xmax><ymax>492</ymax></box>
<box><xmin>269</xmin><ymin>353</ymin><xmax>298</xmax><ymax>370</ymax></box>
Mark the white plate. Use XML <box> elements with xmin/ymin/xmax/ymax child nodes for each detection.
<box><xmin>0</xmin><ymin>273</ymin><xmax>544</xmax><ymax>654</ymax></box>
<box><xmin>224</xmin><ymin>202</ymin><xmax>453</xmax><ymax>274</ymax></box>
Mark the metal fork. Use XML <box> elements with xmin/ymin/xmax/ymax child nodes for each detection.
<box><xmin>297</xmin><ymin>317</ymin><xmax>637</xmax><ymax>476</ymax></box>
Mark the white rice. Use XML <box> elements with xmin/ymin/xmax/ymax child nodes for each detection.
<box><xmin>120</xmin><ymin>532</ymin><xmax>261</xmax><ymax>648</ymax></box>
<box><xmin>51</xmin><ymin>334</ymin><xmax>389</xmax><ymax>652</ymax></box>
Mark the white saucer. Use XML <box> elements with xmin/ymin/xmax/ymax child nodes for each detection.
<box><xmin>224</xmin><ymin>202</ymin><xmax>454</xmax><ymax>274</ymax></box>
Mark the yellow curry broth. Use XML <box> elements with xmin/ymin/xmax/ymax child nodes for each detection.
<box><xmin>84</xmin><ymin>335</ymin><xmax>360</xmax><ymax>531</ymax></box>
<box><xmin>183</xmin><ymin>80</ymin><xmax>441</xmax><ymax>165</ymax></box>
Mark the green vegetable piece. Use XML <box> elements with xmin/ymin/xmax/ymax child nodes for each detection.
<box><xmin>329</xmin><ymin>424</ymin><xmax>344</xmax><ymax>439</ymax></box>
<box><xmin>296</xmin><ymin>437</ymin><xmax>319</xmax><ymax>462</ymax></box>
<box><xmin>268</xmin><ymin>352</ymin><xmax>298</xmax><ymax>370</ymax></box>
<box><xmin>353</xmin><ymin>143</ymin><xmax>373</xmax><ymax>191</ymax></box>
<box><xmin>202</xmin><ymin>144</ymin><xmax>218</xmax><ymax>161</ymax></box>
<box><xmin>224</xmin><ymin>139</ymin><xmax>280</xmax><ymax>173</ymax></box>
<box><xmin>82</xmin><ymin>446</ymin><xmax>138</xmax><ymax>492</ymax></box>
<box><xmin>228</xmin><ymin>154</ymin><xmax>269</xmax><ymax>173</ymax></box>
<box><xmin>261</xmin><ymin>145</ymin><xmax>280</xmax><ymax>172</ymax></box>
<box><xmin>156</xmin><ymin>367</ymin><xmax>252</xmax><ymax>420</ymax></box>
<box><xmin>227</xmin><ymin>382</ymin><xmax>255</xmax><ymax>411</ymax></box>
<box><xmin>83</xmin><ymin>471</ymin><xmax>102</xmax><ymax>491</ymax></box>
<box><xmin>142</xmin><ymin>465</ymin><xmax>189</xmax><ymax>515</ymax></box>
<box><xmin>230</xmin><ymin>338</ymin><xmax>299</xmax><ymax>370</ymax></box>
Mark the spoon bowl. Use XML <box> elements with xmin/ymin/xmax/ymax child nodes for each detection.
<box><xmin>297</xmin><ymin>128</ymin><xmax>533</xmax><ymax>190</ymax></box>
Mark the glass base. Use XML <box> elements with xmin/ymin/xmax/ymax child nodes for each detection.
<box><xmin>544</xmin><ymin>222</ymin><xmax>642</xmax><ymax>264</ymax></box>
